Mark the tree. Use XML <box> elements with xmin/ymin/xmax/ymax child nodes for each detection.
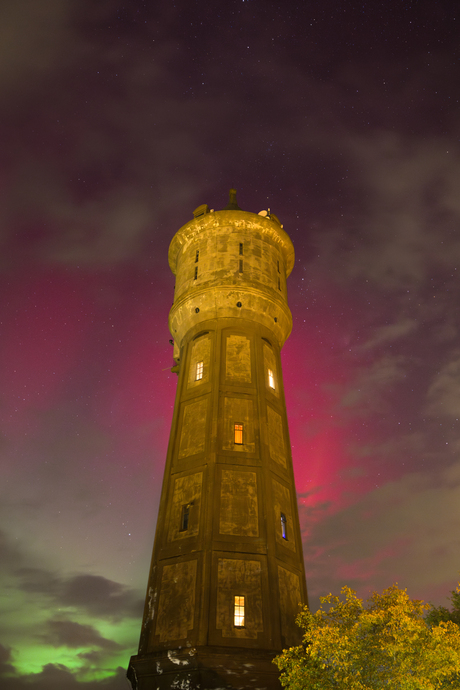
<box><xmin>274</xmin><ymin>584</ymin><xmax>460</xmax><ymax>690</ymax></box>
<box><xmin>426</xmin><ymin>585</ymin><xmax>460</xmax><ymax>628</ymax></box>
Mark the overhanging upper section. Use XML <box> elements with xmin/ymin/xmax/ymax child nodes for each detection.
<box><xmin>168</xmin><ymin>206</ymin><xmax>295</xmax><ymax>349</ymax></box>
<box><xmin>168</xmin><ymin>210</ymin><xmax>295</xmax><ymax>278</ymax></box>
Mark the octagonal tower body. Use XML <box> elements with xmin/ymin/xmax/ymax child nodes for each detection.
<box><xmin>128</xmin><ymin>193</ymin><xmax>308</xmax><ymax>690</ymax></box>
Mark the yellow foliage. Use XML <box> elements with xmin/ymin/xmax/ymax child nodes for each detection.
<box><xmin>274</xmin><ymin>584</ymin><xmax>460</xmax><ymax>690</ymax></box>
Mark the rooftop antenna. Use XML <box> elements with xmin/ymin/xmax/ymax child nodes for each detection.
<box><xmin>223</xmin><ymin>188</ymin><xmax>242</xmax><ymax>210</ymax></box>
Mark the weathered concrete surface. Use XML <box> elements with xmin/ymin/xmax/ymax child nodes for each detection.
<box><xmin>129</xmin><ymin>199</ymin><xmax>308</xmax><ymax>690</ymax></box>
<box><xmin>128</xmin><ymin>646</ymin><xmax>283</xmax><ymax>690</ymax></box>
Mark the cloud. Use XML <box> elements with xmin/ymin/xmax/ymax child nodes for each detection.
<box><xmin>339</xmin><ymin>354</ymin><xmax>408</xmax><ymax>416</ymax></box>
<box><xmin>355</xmin><ymin>135</ymin><xmax>460</xmax><ymax>286</ymax></box>
<box><xmin>310</xmin><ymin>130</ymin><xmax>460</xmax><ymax>290</ymax></box>
<box><xmin>59</xmin><ymin>574</ymin><xmax>143</xmax><ymax>619</ymax></box>
<box><xmin>0</xmin><ymin>4</ymin><xmax>219</xmax><ymax>271</ymax></box>
<box><xmin>0</xmin><ymin>644</ymin><xmax>15</xmax><ymax>676</ymax></box>
<box><xmin>41</xmin><ymin>619</ymin><xmax>121</xmax><ymax>651</ymax></box>
<box><xmin>304</xmin><ymin>461</ymin><xmax>460</xmax><ymax>608</ymax></box>
<box><xmin>0</xmin><ymin>530</ymin><xmax>142</xmax><ymax>622</ymax></box>
<box><xmin>0</xmin><ymin>531</ymin><xmax>137</xmax><ymax>685</ymax></box>
<box><xmin>362</xmin><ymin>318</ymin><xmax>418</xmax><ymax>350</ymax></box>
<box><xmin>36</xmin><ymin>192</ymin><xmax>155</xmax><ymax>266</ymax></box>
<box><xmin>0</xmin><ymin>663</ymin><xmax>129</xmax><ymax>690</ymax></box>
<box><xmin>0</xmin><ymin>0</ymin><xmax>76</xmax><ymax>97</ymax></box>
<box><xmin>0</xmin><ymin>530</ymin><xmax>24</xmax><ymax>570</ymax></box>
<box><xmin>425</xmin><ymin>351</ymin><xmax>460</xmax><ymax>419</ymax></box>
<box><xmin>16</xmin><ymin>568</ymin><xmax>143</xmax><ymax>620</ymax></box>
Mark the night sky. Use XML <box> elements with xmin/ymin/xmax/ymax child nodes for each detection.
<box><xmin>1</xmin><ymin>0</ymin><xmax>460</xmax><ymax>687</ymax></box>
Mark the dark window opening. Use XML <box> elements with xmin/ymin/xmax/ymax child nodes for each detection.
<box><xmin>194</xmin><ymin>266</ymin><xmax>198</xmax><ymax>280</ymax></box>
<box><xmin>239</xmin><ymin>243</ymin><xmax>243</xmax><ymax>255</ymax></box>
<box><xmin>180</xmin><ymin>504</ymin><xmax>191</xmax><ymax>531</ymax></box>
<box><xmin>195</xmin><ymin>250</ymin><xmax>199</xmax><ymax>263</ymax></box>
<box><xmin>277</xmin><ymin>260</ymin><xmax>280</xmax><ymax>273</ymax></box>
<box><xmin>278</xmin><ymin>277</ymin><xmax>281</xmax><ymax>290</ymax></box>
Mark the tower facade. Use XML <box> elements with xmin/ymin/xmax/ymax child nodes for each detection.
<box><xmin>128</xmin><ymin>191</ymin><xmax>308</xmax><ymax>690</ymax></box>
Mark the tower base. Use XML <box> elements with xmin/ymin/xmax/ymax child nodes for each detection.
<box><xmin>127</xmin><ymin>645</ymin><xmax>282</xmax><ymax>690</ymax></box>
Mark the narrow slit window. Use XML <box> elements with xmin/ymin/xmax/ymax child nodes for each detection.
<box><xmin>278</xmin><ymin>277</ymin><xmax>281</xmax><ymax>290</ymax></box>
<box><xmin>281</xmin><ymin>512</ymin><xmax>287</xmax><ymax>539</ymax></box>
<box><xmin>234</xmin><ymin>595</ymin><xmax>245</xmax><ymax>627</ymax></box>
<box><xmin>239</xmin><ymin>260</ymin><xmax>243</xmax><ymax>273</ymax></box>
<box><xmin>195</xmin><ymin>250</ymin><xmax>199</xmax><ymax>263</ymax></box>
<box><xmin>234</xmin><ymin>423</ymin><xmax>243</xmax><ymax>445</ymax></box>
<box><xmin>239</xmin><ymin>242</ymin><xmax>243</xmax><ymax>255</ymax></box>
<box><xmin>277</xmin><ymin>260</ymin><xmax>280</xmax><ymax>273</ymax></box>
<box><xmin>180</xmin><ymin>504</ymin><xmax>190</xmax><ymax>532</ymax></box>
<box><xmin>194</xmin><ymin>266</ymin><xmax>198</xmax><ymax>280</ymax></box>
<box><xmin>268</xmin><ymin>368</ymin><xmax>275</xmax><ymax>389</ymax></box>
<box><xmin>195</xmin><ymin>361</ymin><xmax>204</xmax><ymax>381</ymax></box>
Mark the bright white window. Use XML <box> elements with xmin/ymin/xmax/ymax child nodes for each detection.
<box><xmin>234</xmin><ymin>424</ymin><xmax>243</xmax><ymax>445</ymax></box>
<box><xmin>196</xmin><ymin>361</ymin><xmax>203</xmax><ymax>380</ymax></box>
<box><xmin>281</xmin><ymin>513</ymin><xmax>287</xmax><ymax>539</ymax></box>
<box><xmin>268</xmin><ymin>368</ymin><xmax>275</xmax><ymax>389</ymax></box>
<box><xmin>234</xmin><ymin>595</ymin><xmax>245</xmax><ymax>627</ymax></box>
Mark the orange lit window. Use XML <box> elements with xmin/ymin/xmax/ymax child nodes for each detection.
<box><xmin>234</xmin><ymin>424</ymin><xmax>243</xmax><ymax>444</ymax></box>
<box><xmin>268</xmin><ymin>369</ymin><xmax>275</xmax><ymax>389</ymax></box>
<box><xmin>196</xmin><ymin>361</ymin><xmax>203</xmax><ymax>380</ymax></box>
<box><xmin>234</xmin><ymin>595</ymin><xmax>245</xmax><ymax>627</ymax></box>
<box><xmin>281</xmin><ymin>513</ymin><xmax>287</xmax><ymax>539</ymax></box>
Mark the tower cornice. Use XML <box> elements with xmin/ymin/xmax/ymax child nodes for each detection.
<box><xmin>169</xmin><ymin>284</ymin><xmax>293</xmax><ymax>350</ymax></box>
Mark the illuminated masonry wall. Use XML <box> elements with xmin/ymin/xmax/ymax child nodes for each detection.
<box><xmin>128</xmin><ymin>196</ymin><xmax>308</xmax><ymax>690</ymax></box>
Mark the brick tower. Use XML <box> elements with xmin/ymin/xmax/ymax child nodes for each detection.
<box><xmin>127</xmin><ymin>190</ymin><xmax>308</xmax><ymax>690</ymax></box>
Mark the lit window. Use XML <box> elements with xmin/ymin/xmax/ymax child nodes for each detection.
<box><xmin>239</xmin><ymin>243</ymin><xmax>243</xmax><ymax>255</ymax></box>
<box><xmin>239</xmin><ymin>260</ymin><xmax>243</xmax><ymax>273</ymax></box>
<box><xmin>195</xmin><ymin>250</ymin><xmax>199</xmax><ymax>263</ymax></box>
<box><xmin>180</xmin><ymin>504</ymin><xmax>190</xmax><ymax>531</ymax></box>
<box><xmin>234</xmin><ymin>595</ymin><xmax>245</xmax><ymax>627</ymax></box>
<box><xmin>196</xmin><ymin>361</ymin><xmax>203</xmax><ymax>380</ymax></box>
<box><xmin>194</xmin><ymin>266</ymin><xmax>198</xmax><ymax>280</ymax></box>
<box><xmin>281</xmin><ymin>513</ymin><xmax>287</xmax><ymax>539</ymax></box>
<box><xmin>234</xmin><ymin>423</ymin><xmax>243</xmax><ymax>445</ymax></box>
<box><xmin>268</xmin><ymin>369</ymin><xmax>275</xmax><ymax>389</ymax></box>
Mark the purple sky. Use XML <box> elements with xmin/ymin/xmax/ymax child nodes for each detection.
<box><xmin>1</xmin><ymin>0</ymin><xmax>460</xmax><ymax>687</ymax></box>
